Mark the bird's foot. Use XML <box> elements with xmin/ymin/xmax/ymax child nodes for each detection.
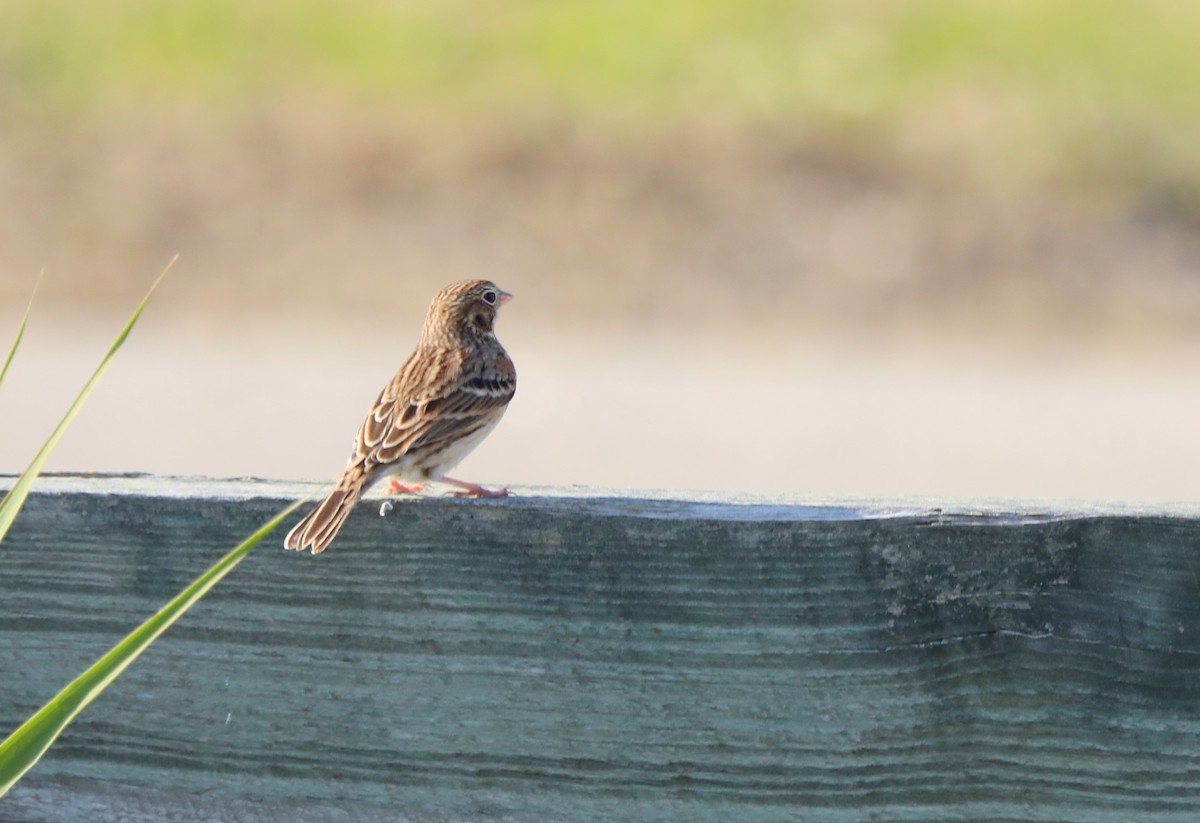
<box><xmin>385</xmin><ymin>480</ymin><xmax>426</xmax><ymax>495</ymax></box>
<box><xmin>444</xmin><ymin>478</ymin><xmax>510</xmax><ymax>499</ymax></box>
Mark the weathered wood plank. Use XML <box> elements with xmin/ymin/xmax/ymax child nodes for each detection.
<box><xmin>2</xmin><ymin>476</ymin><xmax>1199</xmax><ymax>821</ymax></box>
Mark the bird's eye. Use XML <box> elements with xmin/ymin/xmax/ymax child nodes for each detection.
<box><xmin>482</xmin><ymin>289</ymin><xmax>498</xmax><ymax>305</ymax></box>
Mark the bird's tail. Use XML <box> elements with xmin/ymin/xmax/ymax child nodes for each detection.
<box><xmin>284</xmin><ymin>471</ymin><xmax>367</xmax><ymax>554</ymax></box>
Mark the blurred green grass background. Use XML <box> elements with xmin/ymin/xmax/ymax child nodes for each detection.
<box><xmin>5</xmin><ymin>0</ymin><xmax>1199</xmax><ymax>188</ymax></box>
<box><xmin>3</xmin><ymin>0</ymin><xmax>1200</xmax><ymax>337</ymax></box>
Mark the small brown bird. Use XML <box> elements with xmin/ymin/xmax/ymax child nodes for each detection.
<box><xmin>285</xmin><ymin>279</ymin><xmax>516</xmax><ymax>554</ymax></box>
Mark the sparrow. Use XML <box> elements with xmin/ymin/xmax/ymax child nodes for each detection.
<box><xmin>284</xmin><ymin>279</ymin><xmax>516</xmax><ymax>554</ymax></box>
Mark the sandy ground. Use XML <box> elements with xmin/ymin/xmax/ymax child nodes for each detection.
<box><xmin>4</xmin><ymin>123</ymin><xmax>1200</xmax><ymax>507</ymax></box>
<box><xmin>3</xmin><ymin>310</ymin><xmax>1198</xmax><ymax>505</ymax></box>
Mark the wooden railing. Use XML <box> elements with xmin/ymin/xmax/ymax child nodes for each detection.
<box><xmin>3</xmin><ymin>475</ymin><xmax>1199</xmax><ymax>821</ymax></box>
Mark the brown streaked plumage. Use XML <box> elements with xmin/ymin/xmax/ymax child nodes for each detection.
<box><xmin>284</xmin><ymin>279</ymin><xmax>516</xmax><ymax>554</ymax></box>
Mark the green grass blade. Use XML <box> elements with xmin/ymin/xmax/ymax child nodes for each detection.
<box><xmin>0</xmin><ymin>494</ymin><xmax>311</xmax><ymax>797</ymax></box>
<box><xmin>0</xmin><ymin>276</ymin><xmax>41</xmax><ymax>392</ymax></box>
<box><xmin>0</xmin><ymin>258</ymin><xmax>174</xmax><ymax>544</ymax></box>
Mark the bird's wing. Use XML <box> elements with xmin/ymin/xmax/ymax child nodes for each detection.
<box><xmin>351</xmin><ymin>348</ymin><xmax>515</xmax><ymax>473</ymax></box>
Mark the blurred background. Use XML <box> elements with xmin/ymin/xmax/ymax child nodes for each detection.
<box><xmin>2</xmin><ymin>0</ymin><xmax>1200</xmax><ymax>502</ymax></box>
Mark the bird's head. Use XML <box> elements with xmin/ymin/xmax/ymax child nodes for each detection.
<box><xmin>422</xmin><ymin>279</ymin><xmax>512</xmax><ymax>346</ymax></box>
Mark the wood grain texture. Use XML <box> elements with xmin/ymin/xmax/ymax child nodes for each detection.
<box><xmin>1</xmin><ymin>477</ymin><xmax>1199</xmax><ymax>822</ymax></box>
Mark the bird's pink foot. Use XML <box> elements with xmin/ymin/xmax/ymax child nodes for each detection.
<box><xmin>443</xmin><ymin>478</ymin><xmax>510</xmax><ymax>499</ymax></box>
<box><xmin>385</xmin><ymin>480</ymin><xmax>426</xmax><ymax>495</ymax></box>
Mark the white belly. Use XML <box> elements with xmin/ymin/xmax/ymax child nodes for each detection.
<box><xmin>421</xmin><ymin>413</ymin><xmax>504</xmax><ymax>480</ymax></box>
<box><xmin>369</xmin><ymin>411</ymin><xmax>505</xmax><ymax>488</ymax></box>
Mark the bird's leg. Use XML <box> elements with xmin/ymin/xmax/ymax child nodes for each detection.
<box><xmin>442</xmin><ymin>477</ymin><xmax>510</xmax><ymax>498</ymax></box>
<box><xmin>385</xmin><ymin>480</ymin><xmax>426</xmax><ymax>495</ymax></box>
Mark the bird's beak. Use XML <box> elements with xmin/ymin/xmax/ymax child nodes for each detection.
<box><xmin>498</xmin><ymin>289</ymin><xmax>513</xmax><ymax>305</ymax></box>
